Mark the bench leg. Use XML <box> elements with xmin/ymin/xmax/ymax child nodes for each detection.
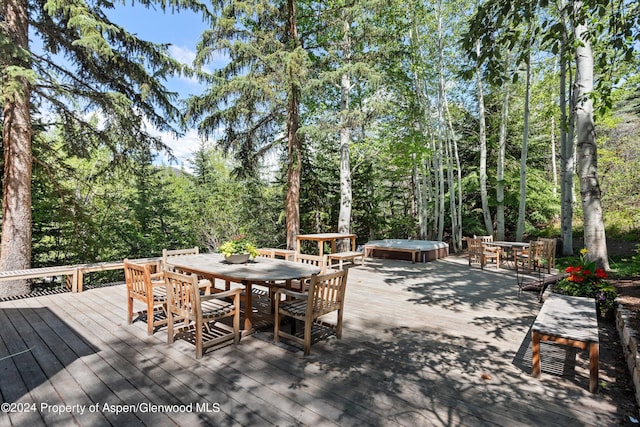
<box><xmin>589</xmin><ymin>342</ymin><xmax>599</xmax><ymax>393</ymax></box>
<box><xmin>531</xmin><ymin>331</ymin><xmax>541</xmax><ymax>377</ymax></box>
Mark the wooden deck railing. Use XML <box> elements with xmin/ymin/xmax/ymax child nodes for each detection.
<box><xmin>0</xmin><ymin>257</ymin><xmax>161</xmax><ymax>293</ymax></box>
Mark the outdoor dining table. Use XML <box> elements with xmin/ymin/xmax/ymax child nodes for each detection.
<box><xmin>296</xmin><ymin>233</ymin><xmax>356</xmax><ymax>256</ymax></box>
<box><xmin>165</xmin><ymin>253</ymin><xmax>321</xmax><ymax>333</ymax></box>
<box><xmin>484</xmin><ymin>241</ymin><xmax>530</xmax><ymax>269</ymax></box>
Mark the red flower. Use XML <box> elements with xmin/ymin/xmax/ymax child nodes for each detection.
<box><xmin>595</xmin><ymin>268</ymin><xmax>607</xmax><ymax>279</ymax></box>
<box><xmin>583</xmin><ymin>269</ymin><xmax>591</xmax><ymax>276</ymax></box>
<box><xmin>565</xmin><ymin>266</ymin><xmax>575</xmax><ymax>273</ymax></box>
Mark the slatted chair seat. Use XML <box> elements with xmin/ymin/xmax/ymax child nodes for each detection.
<box><xmin>274</xmin><ymin>269</ymin><xmax>348</xmax><ymax>355</ymax></box>
<box><xmin>200</xmin><ymin>298</ymin><xmax>237</xmax><ymax>317</ymax></box>
<box><xmin>151</xmin><ymin>286</ymin><xmax>167</xmax><ymax>301</ymax></box>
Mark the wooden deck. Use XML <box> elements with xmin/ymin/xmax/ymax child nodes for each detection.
<box><xmin>0</xmin><ymin>256</ymin><xmax>634</xmax><ymax>426</ymax></box>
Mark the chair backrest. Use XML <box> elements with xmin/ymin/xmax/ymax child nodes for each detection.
<box><xmin>537</xmin><ymin>238</ymin><xmax>557</xmax><ymax>267</ymax></box>
<box><xmin>256</xmin><ymin>248</ymin><xmax>275</xmax><ymax>258</ymax></box>
<box><xmin>474</xmin><ymin>235</ymin><xmax>494</xmax><ymax>243</ymax></box>
<box><xmin>162</xmin><ymin>247</ymin><xmax>199</xmax><ymax>269</ymax></box>
<box><xmin>164</xmin><ymin>270</ymin><xmax>200</xmax><ymax>321</ymax></box>
<box><xmin>124</xmin><ymin>259</ymin><xmax>153</xmax><ymax>298</ymax></box>
<box><xmin>294</xmin><ymin>252</ymin><xmax>328</xmax><ymax>274</ymax></box>
<box><xmin>467</xmin><ymin>238</ymin><xmax>483</xmax><ymax>255</ymax></box>
<box><xmin>307</xmin><ymin>269</ymin><xmax>349</xmax><ymax>316</ymax></box>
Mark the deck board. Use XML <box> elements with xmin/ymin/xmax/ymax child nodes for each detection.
<box><xmin>0</xmin><ymin>256</ymin><xmax>634</xmax><ymax>426</ymax></box>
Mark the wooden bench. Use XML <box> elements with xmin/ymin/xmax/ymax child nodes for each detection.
<box><xmin>0</xmin><ymin>257</ymin><xmax>161</xmax><ymax>294</ymax></box>
<box><xmin>327</xmin><ymin>251</ymin><xmax>365</xmax><ymax>269</ymax></box>
<box><xmin>364</xmin><ymin>245</ymin><xmax>421</xmax><ymax>263</ymax></box>
<box><xmin>531</xmin><ymin>293</ymin><xmax>599</xmax><ymax>392</ymax></box>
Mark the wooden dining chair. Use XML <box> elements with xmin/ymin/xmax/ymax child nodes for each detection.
<box><xmin>514</xmin><ymin>241</ymin><xmax>544</xmax><ymax>273</ymax></box>
<box><xmin>474</xmin><ymin>235</ymin><xmax>501</xmax><ymax>266</ymax></box>
<box><xmin>162</xmin><ymin>247</ymin><xmax>215</xmax><ymax>293</ymax></box>
<box><xmin>124</xmin><ymin>259</ymin><xmax>168</xmax><ymax>335</ymax></box>
<box><xmin>256</xmin><ymin>248</ymin><xmax>276</xmax><ymax>258</ymax></box>
<box><xmin>162</xmin><ymin>247</ymin><xmax>199</xmax><ymax>269</ymax></box>
<box><xmin>468</xmin><ymin>238</ymin><xmax>500</xmax><ymax>269</ymax></box>
<box><xmin>274</xmin><ymin>269</ymin><xmax>349</xmax><ymax>356</ymax></box>
<box><xmin>536</xmin><ymin>238</ymin><xmax>557</xmax><ymax>274</ymax></box>
<box><xmin>164</xmin><ymin>270</ymin><xmax>241</xmax><ymax>359</ymax></box>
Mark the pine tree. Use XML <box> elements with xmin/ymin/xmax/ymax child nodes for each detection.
<box><xmin>0</xmin><ymin>0</ymin><xmax>206</xmax><ymax>297</ymax></box>
<box><xmin>187</xmin><ymin>0</ymin><xmax>308</xmax><ymax>249</ymax></box>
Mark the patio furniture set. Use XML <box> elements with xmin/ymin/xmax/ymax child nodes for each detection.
<box><xmin>124</xmin><ymin>234</ymin><xmax>357</xmax><ymax>359</ymax></box>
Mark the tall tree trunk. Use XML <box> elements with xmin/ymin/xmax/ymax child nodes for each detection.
<box><xmin>476</xmin><ymin>40</ymin><xmax>493</xmax><ymax>235</ymax></box>
<box><xmin>573</xmin><ymin>3</ymin><xmax>609</xmax><ymax>269</ymax></box>
<box><xmin>285</xmin><ymin>0</ymin><xmax>301</xmax><ymax>250</ymax></box>
<box><xmin>436</xmin><ymin>2</ymin><xmax>446</xmax><ymax>242</ymax></box>
<box><xmin>516</xmin><ymin>48</ymin><xmax>532</xmax><ymax>242</ymax></box>
<box><xmin>496</xmin><ymin>58</ymin><xmax>510</xmax><ymax>241</ymax></box>
<box><xmin>559</xmin><ymin>0</ymin><xmax>575</xmax><ymax>256</ymax></box>
<box><xmin>0</xmin><ymin>0</ymin><xmax>32</xmax><ymax>297</ymax></box>
<box><xmin>551</xmin><ymin>115</ymin><xmax>558</xmax><ymax>197</ymax></box>
<box><xmin>337</xmin><ymin>17</ymin><xmax>353</xmax><ymax>252</ymax></box>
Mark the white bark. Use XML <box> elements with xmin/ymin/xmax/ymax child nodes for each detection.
<box><xmin>496</xmin><ymin>61</ymin><xmax>510</xmax><ymax>241</ymax></box>
<box><xmin>573</xmin><ymin>3</ymin><xmax>609</xmax><ymax>269</ymax></box>
<box><xmin>516</xmin><ymin>49</ymin><xmax>531</xmax><ymax>242</ymax></box>
<box><xmin>476</xmin><ymin>40</ymin><xmax>493</xmax><ymax>235</ymax></box>
<box><xmin>337</xmin><ymin>21</ymin><xmax>353</xmax><ymax>251</ymax></box>
<box><xmin>560</xmin><ymin>1</ymin><xmax>575</xmax><ymax>256</ymax></box>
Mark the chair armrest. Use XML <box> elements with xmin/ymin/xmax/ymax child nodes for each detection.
<box><xmin>151</xmin><ymin>278</ymin><xmax>165</xmax><ymax>287</ymax></box>
<box><xmin>201</xmin><ymin>287</ymin><xmax>242</xmax><ymax>301</ymax></box>
<box><xmin>198</xmin><ymin>278</ymin><xmax>212</xmax><ymax>295</ymax></box>
<box><xmin>274</xmin><ymin>288</ymin><xmax>306</xmax><ymax>299</ymax></box>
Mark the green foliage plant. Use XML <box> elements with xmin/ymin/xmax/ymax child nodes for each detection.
<box><xmin>553</xmin><ymin>249</ymin><xmax>617</xmax><ymax>318</ymax></box>
<box><xmin>218</xmin><ymin>234</ymin><xmax>259</xmax><ymax>258</ymax></box>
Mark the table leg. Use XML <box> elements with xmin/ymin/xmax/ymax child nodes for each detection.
<box><xmin>243</xmin><ymin>280</ymin><xmax>253</xmax><ymax>332</ymax></box>
<box><xmin>318</xmin><ymin>241</ymin><xmax>323</xmax><ymax>257</ymax></box>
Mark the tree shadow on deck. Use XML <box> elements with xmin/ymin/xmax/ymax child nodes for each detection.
<box><xmin>0</xmin><ymin>307</ymin><xmax>98</xmax><ymax>403</ymax></box>
<box><xmin>366</xmin><ymin>256</ymin><xmax>541</xmax><ymax>314</ymax></box>
<box><xmin>257</xmin><ymin>318</ymin><xmax>630</xmax><ymax>426</ymax></box>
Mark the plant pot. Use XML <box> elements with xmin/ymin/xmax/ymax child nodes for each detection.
<box><xmin>225</xmin><ymin>253</ymin><xmax>250</xmax><ymax>264</ymax></box>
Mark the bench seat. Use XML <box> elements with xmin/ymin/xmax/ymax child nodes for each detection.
<box><xmin>531</xmin><ymin>293</ymin><xmax>599</xmax><ymax>392</ymax></box>
<box><xmin>327</xmin><ymin>251</ymin><xmax>365</xmax><ymax>269</ymax></box>
<box><xmin>364</xmin><ymin>245</ymin><xmax>421</xmax><ymax>263</ymax></box>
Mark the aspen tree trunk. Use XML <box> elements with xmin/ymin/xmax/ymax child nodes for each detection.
<box><xmin>559</xmin><ymin>0</ymin><xmax>575</xmax><ymax>256</ymax></box>
<box><xmin>447</xmin><ymin>108</ymin><xmax>463</xmax><ymax>252</ymax></box>
<box><xmin>285</xmin><ymin>0</ymin><xmax>301</xmax><ymax>250</ymax></box>
<box><xmin>476</xmin><ymin>40</ymin><xmax>493</xmax><ymax>235</ymax></box>
<box><xmin>551</xmin><ymin>116</ymin><xmax>558</xmax><ymax>197</ymax></box>
<box><xmin>0</xmin><ymin>0</ymin><xmax>32</xmax><ymax>297</ymax></box>
<box><xmin>337</xmin><ymin>17</ymin><xmax>353</xmax><ymax>252</ymax></box>
<box><xmin>443</xmin><ymin>96</ymin><xmax>463</xmax><ymax>250</ymax></box>
<box><xmin>496</xmin><ymin>62</ymin><xmax>510</xmax><ymax>241</ymax></box>
<box><xmin>573</xmin><ymin>3</ymin><xmax>609</xmax><ymax>269</ymax></box>
<box><xmin>436</xmin><ymin>1</ymin><xmax>445</xmax><ymax>242</ymax></box>
<box><xmin>516</xmin><ymin>48</ymin><xmax>532</xmax><ymax>242</ymax></box>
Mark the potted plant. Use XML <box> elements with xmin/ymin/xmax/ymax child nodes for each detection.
<box><xmin>552</xmin><ymin>248</ymin><xmax>617</xmax><ymax>318</ymax></box>
<box><xmin>219</xmin><ymin>234</ymin><xmax>259</xmax><ymax>264</ymax></box>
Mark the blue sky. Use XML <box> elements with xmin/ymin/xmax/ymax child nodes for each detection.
<box><xmin>106</xmin><ymin>3</ymin><xmax>221</xmax><ymax>169</ymax></box>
